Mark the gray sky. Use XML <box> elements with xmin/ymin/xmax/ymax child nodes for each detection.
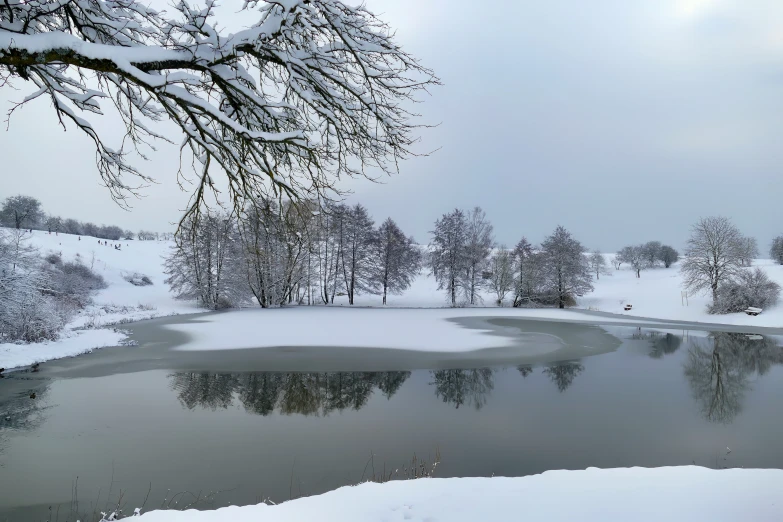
<box><xmin>2</xmin><ymin>0</ymin><xmax>783</xmax><ymax>251</ymax></box>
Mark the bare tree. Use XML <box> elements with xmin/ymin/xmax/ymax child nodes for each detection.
<box><xmin>738</xmin><ymin>236</ymin><xmax>759</xmax><ymax>268</ymax></box>
<box><xmin>371</xmin><ymin>218</ymin><xmax>422</xmax><ymax>305</ymax></box>
<box><xmin>164</xmin><ymin>211</ymin><xmax>246</xmax><ymax>309</ymax></box>
<box><xmin>681</xmin><ymin>216</ymin><xmax>744</xmax><ymax>303</ymax></box>
<box><xmin>642</xmin><ymin>241</ymin><xmax>662</xmax><ymax>268</ymax></box>
<box><xmin>771</xmin><ymin>236</ymin><xmax>783</xmax><ymax>265</ymax></box>
<box><xmin>617</xmin><ymin>245</ymin><xmax>647</xmax><ymax>278</ymax></box>
<box><xmin>430</xmin><ymin>209</ymin><xmax>468</xmax><ymax>307</ymax></box>
<box><xmin>540</xmin><ymin>226</ymin><xmax>593</xmax><ymax>308</ymax></box>
<box><xmin>488</xmin><ymin>247</ymin><xmax>514</xmax><ymax>306</ymax></box>
<box><xmin>0</xmin><ymin>195</ymin><xmax>43</xmax><ymax>229</ymax></box>
<box><xmin>340</xmin><ymin>204</ymin><xmax>376</xmax><ymax>305</ymax></box>
<box><xmin>44</xmin><ymin>215</ymin><xmax>62</xmax><ymax>234</ymax></box>
<box><xmin>463</xmin><ymin>207</ymin><xmax>494</xmax><ymax>305</ymax></box>
<box><xmin>587</xmin><ymin>250</ymin><xmax>608</xmax><ymax>280</ymax></box>
<box><xmin>658</xmin><ymin>245</ymin><xmax>679</xmax><ymax>268</ymax></box>
<box><xmin>0</xmin><ymin>1</ymin><xmax>438</xmax><ymax>220</ymax></box>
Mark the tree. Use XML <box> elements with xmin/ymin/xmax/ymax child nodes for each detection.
<box><xmin>0</xmin><ymin>195</ymin><xmax>43</xmax><ymax>229</ymax></box>
<box><xmin>463</xmin><ymin>207</ymin><xmax>494</xmax><ymax>305</ymax></box>
<box><xmin>681</xmin><ymin>217</ymin><xmax>744</xmax><ymax>303</ymax></box>
<box><xmin>642</xmin><ymin>241</ymin><xmax>662</xmax><ymax>268</ymax></box>
<box><xmin>658</xmin><ymin>245</ymin><xmax>679</xmax><ymax>268</ymax></box>
<box><xmin>708</xmin><ymin>268</ymin><xmax>781</xmax><ymax>314</ymax></box>
<box><xmin>738</xmin><ymin>236</ymin><xmax>759</xmax><ymax>268</ymax></box>
<box><xmin>430</xmin><ymin>209</ymin><xmax>468</xmax><ymax>307</ymax></box>
<box><xmin>514</xmin><ymin>251</ymin><xmax>546</xmax><ymax>307</ymax></box>
<box><xmin>371</xmin><ymin>218</ymin><xmax>422</xmax><ymax>305</ymax></box>
<box><xmin>587</xmin><ymin>251</ymin><xmax>608</xmax><ymax>280</ymax></box>
<box><xmin>540</xmin><ymin>226</ymin><xmax>593</xmax><ymax>308</ymax></box>
<box><xmin>44</xmin><ymin>215</ymin><xmax>62</xmax><ymax>233</ymax></box>
<box><xmin>164</xmin><ymin>211</ymin><xmax>246</xmax><ymax>309</ymax></box>
<box><xmin>616</xmin><ymin>245</ymin><xmax>647</xmax><ymax>278</ymax></box>
<box><xmin>340</xmin><ymin>204</ymin><xmax>376</xmax><ymax>305</ymax></box>
<box><xmin>488</xmin><ymin>247</ymin><xmax>514</xmax><ymax>306</ymax></box>
<box><xmin>0</xmin><ymin>1</ymin><xmax>438</xmax><ymax>219</ymax></box>
<box><xmin>770</xmin><ymin>236</ymin><xmax>783</xmax><ymax>265</ymax></box>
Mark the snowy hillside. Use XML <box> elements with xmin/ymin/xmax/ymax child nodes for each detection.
<box><xmin>0</xmin><ymin>229</ymin><xmax>198</xmax><ymax>368</ymax></box>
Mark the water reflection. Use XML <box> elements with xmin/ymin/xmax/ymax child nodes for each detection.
<box><xmin>430</xmin><ymin>369</ymin><xmax>495</xmax><ymax>410</ymax></box>
<box><xmin>170</xmin><ymin>371</ymin><xmax>411</xmax><ymax>416</ymax></box>
<box><xmin>543</xmin><ymin>361</ymin><xmax>585</xmax><ymax>392</ymax></box>
<box><xmin>0</xmin><ymin>373</ymin><xmax>51</xmax><ymax>457</ymax></box>
<box><xmin>684</xmin><ymin>332</ymin><xmax>783</xmax><ymax>423</ymax></box>
<box><xmin>163</xmin><ymin>331</ymin><xmax>783</xmax><ymax>423</ymax></box>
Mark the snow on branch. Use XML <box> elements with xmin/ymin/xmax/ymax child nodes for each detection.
<box><xmin>0</xmin><ymin>0</ymin><xmax>439</xmax><ymax>221</ymax></box>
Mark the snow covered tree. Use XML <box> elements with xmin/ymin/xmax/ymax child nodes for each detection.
<box><xmin>430</xmin><ymin>209</ymin><xmax>468</xmax><ymax>307</ymax></box>
<box><xmin>642</xmin><ymin>241</ymin><xmax>662</xmax><ymax>268</ymax></box>
<box><xmin>617</xmin><ymin>245</ymin><xmax>647</xmax><ymax>278</ymax></box>
<box><xmin>488</xmin><ymin>246</ymin><xmax>514</xmax><ymax>306</ymax></box>
<box><xmin>0</xmin><ymin>1</ymin><xmax>438</xmax><ymax>219</ymax></box>
<box><xmin>164</xmin><ymin>210</ymin><xmax>246</xmax><ymax>309</ymax></box>
<box><xmin>371</xmin><ymin>218</ymin><xmax>421</xmax><ymax>305</ymax></box>
<box><xmin>463</xmin><ymin>207</ymin><xmax>494</xmax><ymax>305</ymax></box>
<box><xmin>239</xmin><ymin>199</ymin><xmax>307</xmax><ymax>307</ymax></box>
<box><xmin>708</xmin><ymin>268</ymin><xmax>781</xmax><ymax>314</ymax></box>
<box><xmin>513</xmin><ymin>251</ymin><xmax>546</xmax><ymax>307</ymax></box>
<box><xmin>44</xmin><ymin>215</ymin><xmax>62</xmax><ymax>233</ymax></box>
<box><xmin>658</xmin><ymin>245</ymin><xmax>679</xmax><ymax>268</ymax></box>
<box><xmin>771</xmin><ymin>236</ymin><xmax>783</xmax><ymax>265</ymax></box>
<box><xmin>737</xmin><ymin>236</ymin><xmax>759</xmax><ymax>268</ymax></box>
<box><xmin>587</xmin><ymin>250</ymin><xmax>608</xmax><ymax>280</ymax></box>
<box><xmin>681</xmin><ymin>216</ymin><xmax>744</xmax><ymax>303</ymax></box>
<box><xmin>0</xmin><ymin>195</ymin><xmax>43</xmax><ymax>229</ymax></box>
<box><xmin>540</xmin><ymin>226</ymin><xmax>593</xmax><ymax>308</ymax></box>
<box><xmin>340</xmin><ymin>204</ymin><xmax>376</xmax><ymax>305</ymax></box>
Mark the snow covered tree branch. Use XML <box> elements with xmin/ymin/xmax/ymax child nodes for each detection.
<box><xmin>0</xmin><ymin>0</ymin><xmax>439</xmax><ymax>220</ymax></box>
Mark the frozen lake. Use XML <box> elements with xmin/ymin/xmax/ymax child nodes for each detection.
<box><xmin>3</xmin><ymin>314</ymin><xmax>783</xmax><ymax>520</ymax></box>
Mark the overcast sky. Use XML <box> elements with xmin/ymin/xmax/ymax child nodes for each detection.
<box><xmin>2</xmin><ymin>0</ymin><xmax>783</xmax><ymax>251</ymax></box>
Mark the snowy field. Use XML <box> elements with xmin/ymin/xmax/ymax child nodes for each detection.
<box><xmin>136</xmin><ymin>467</ymin><xmax>783</xmax><ymax>522</ymax></box>
<box><xmin>4</xmin><ymin>229</ymin><xmax>783</xmax><ymax>370</ymax></box>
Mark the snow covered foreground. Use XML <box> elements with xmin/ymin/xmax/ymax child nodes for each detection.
<box><xmin>137</xmin><ymin>467</ymin><xmax>783</xmax><ymax>522</ymax></box>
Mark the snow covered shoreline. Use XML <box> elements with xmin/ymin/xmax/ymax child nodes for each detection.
<box><xmin>4</xmin><ymin>229</ymin><xmax>783</xmax><ymax>370</ymax></box>
<box><xmin>135</xmin><ymin>466</ymin><xmax>783</xmax><ymax>521</ymax></box>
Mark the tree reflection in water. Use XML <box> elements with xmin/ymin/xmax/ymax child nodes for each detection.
<box><xmin>542</xmin><ymin>361</ymin><xmax>584</xmax><ymax>393</ymax></box>
<box><xmin>169</xmin><ymin>371</ymin><xmax>411</xmax><ymax>416</ymax></box>
<box><xmin>429</xmin><ymin>369</ymin><xmax>494</xmax><ymax>410</ymax></box>
<box><xmin>684</xmin><ymin>333</ymin><xmax>783</xmax><ymax>423</ymax></box>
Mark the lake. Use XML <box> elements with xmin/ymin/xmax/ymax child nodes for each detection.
<box><xmin>3</xmin><ymin>314</ymin><xmax>783</xmax><ymax>521</ymax></box>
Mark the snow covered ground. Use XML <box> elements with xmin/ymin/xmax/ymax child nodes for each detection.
<box><xmin>137</xmin><ymin>466</ymin><xmax>783</xmax><ymax>522</ymax></box>
<box><xmin>581</xmin><ymin>256</ymin><xmax>783</xmax><ymax>328</ymax></box>
<box><xmin>0</xmin><ymin>229</ymin><xmax>198</xmax><ymax>369</ymax></box>
<box><xmin>4</xmin><ymin>229</ymin><xmax>783</xmax><ymax>370</ymax></box>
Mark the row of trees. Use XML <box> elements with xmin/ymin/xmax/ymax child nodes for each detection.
<box><xmin>167</xmin><ymin>202</ymin><xmax>603</xmax><ymax>310</ymax></box>
<box><xmin>0</xmin><ymin>229</ymin><xmax>106</xmax><ymax>342</ymax></box>
<box><xmin>0</xmin><ymin>194</ymin><xmax>168</xmax><ymax>241</ymax></box>
<box><xmin>165</xmin><ymin>201</ymin><xmax>422</xmax><ymax>309</ymax></box>
<box><xmin>615</xmin><ymin>241</ymin><xmax>680</xmax><ymax>277</ymax></box>
<box><xmin>430</xmin><ymin>208</ymin><xmax>593</xmax><ymax>308</ymax></box>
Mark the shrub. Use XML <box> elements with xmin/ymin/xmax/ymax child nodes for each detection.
<box><xmin>708</xmin><ymin>268</ymin><xmax>781</xmax><ymax>314</ymax></box>
<box><xmin>123</xmin><ymin>272</ymin><xmax>153</xmax><ymax>286</ymax></box>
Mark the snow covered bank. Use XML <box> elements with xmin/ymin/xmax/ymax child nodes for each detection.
<box><xmin>136</xmin><ymin>466</ymin><xmax>783</xmax><ymax>521</ymax></box>
<box><xmin>0</xmin><ymin>229</ymin><xmax>200</xmax><ymax>369</ymax></box>
<box><xmin>164</xmin><ymin>307</ymin><xmax>647</xmax><ymax>352</ymax></box>
<box><xmin>0</xmin><ymin>328</ymin><xmax>127</xmax><ymax>369</ymax></box>
<box><xmin>581</xmin><ymin>258</ymin><xmax>783</xmax><ymax>328</ymax></box>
